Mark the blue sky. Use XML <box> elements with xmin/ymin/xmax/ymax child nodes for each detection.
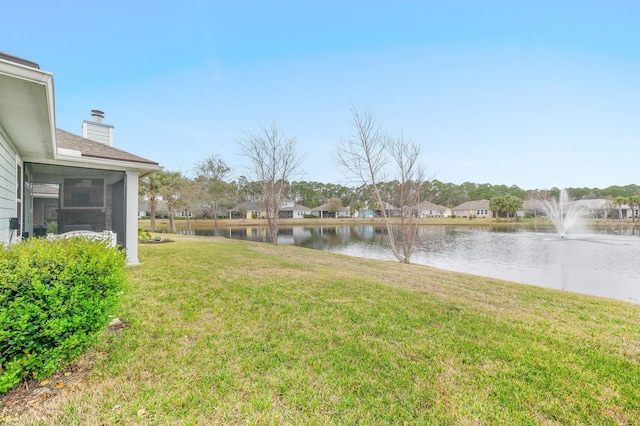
<box><xmin>3</xmin><ymin>1</ymin><xmax>639</xmax><ymax>189</ymax></box>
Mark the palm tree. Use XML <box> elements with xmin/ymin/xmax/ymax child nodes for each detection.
<box><xmin>628</xmin><ymin>196</ymin><xmax>640</xmax><ymax>223</ymax></box>
<box><xmin>489</xmin><ymin>197</ymin><xmax>504</xmax><ymax>220</ymax></box>
<box><xmin>613</xmin><ymin>196</ymin><xmax>629</xmax><ymax>220</ymax></box>
<box><xmin>504</xmin><ymin>195</ymin><xmax>523</xmax><ymax>220</ymax></box>
<box><xmin>139</xmin><ymin>173</ymin><xmax>163</xmax><ymax>231</ymax></box>
<box><xmin>490</xmin><ymin>195</ymin><xmax>523</xmax><ymax>220</ymax></box>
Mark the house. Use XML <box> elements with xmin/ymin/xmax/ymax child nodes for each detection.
<box><xmin>230</xmin><ymin>201</ymin><xmax>265</xmax><ymax>219</ymax></box>
<box><xmin>574</xmin><ymin>199</ymin><xmax>612</xmax><ymax>219</ymax></box>
<box><xmin>417</xmin><ymin>201</ymin><xmax>451</xmax><ymax>218</ymax></box>
<box><xmin>310</xmin><ymin>202</ymin><xmax>350</xmax><ymax>218</ymax></box>
<box><xmin>451</xmin><ymin>200</ymin><xmax>492</xmax><ymax>218</ymax></box>
<box><xmin>516</xmin><ymin>199</ymin><xmax>539</xmax><ymax>218</ymax></box>
<box><xmin>355</xmin><ymin>203</ymin><xmax>401</xmax><ymax>218</ymax></box>
<box><xmin>138</xmin><ymin>201</ymin><xmax>151</xmax><ymax>218</ymax></box>
<box><xmin>0</xmin><ymin>52</ymin><xmax>161</xmax><ymax>264</ymax></box>
<box><xmin>278</xmin><ymin>200</ymin><xmax>311</xmax><ymax>219</ymax></box>
<box><xmin>614</xmin><ymin>203</ymin><xmax>636</xmax><ymax>219</ymax></box>
<box><xmin>354</xmin><ymin>208</ymin><xmax>374</xmax><ymax>219</ymax></box>
<box><xmin>229</xmin><ymin>200</ymin><xmax>311</xmax><ymax>220</ymax></box>
<box><xmin>520</xmin><ymin>198</ymin><xmax>621</xmax><ymax>219</ymax></box>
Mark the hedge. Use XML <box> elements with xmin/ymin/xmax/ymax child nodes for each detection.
<box><xmin>0</xmin><ymin>237</ymin><xmax>126</xmax><ymax>393</ymax></box>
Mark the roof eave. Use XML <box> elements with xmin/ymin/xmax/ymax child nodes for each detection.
<box><xmin>37</xmin><ymin>152</ymin><xmax>163</xmax><ymax>176</ymax></box>
<box><xmin>0</xmin><ymin>58</ymin><xmax>56</xmax><ymax>158</ymax></box>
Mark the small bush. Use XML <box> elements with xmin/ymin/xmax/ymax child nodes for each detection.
<box><xmin>0</xmin><ymin>237</ymin><xmax>126</xmax><ymax>393</ymax></box>
<box><xmin>45</xmin><ymin>221</ymin><xmax>58</xmax><ymax>235</ymax></box>
<box><xmin>138</xmin><ymin>227</ymin><xmax>152</xmax><ymax>241</ymax></box>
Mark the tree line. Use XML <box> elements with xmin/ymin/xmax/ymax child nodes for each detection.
<box><xmin>139</xmin><ymin>107</ymin><xmax>640</xmax><ymax>264</ymax></box>
<box><xmin>141</xmin><ymin>175</ymin><xmax>640</xmax><ymax>225</ymax></box>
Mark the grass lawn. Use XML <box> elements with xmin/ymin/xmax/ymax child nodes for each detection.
<box><xmin>7</xmin><ymin>235</ymin><xmax>640</xmax><ymax>424</ymax></box>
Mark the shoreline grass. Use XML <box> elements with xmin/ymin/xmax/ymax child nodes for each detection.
<box><xmin>9</xmin><ymin>235</ymin><xmax>640</xmax><ymax>424</ymax></box>
<box><xmin>139</xmin><ymin>216</ymin><xmax>640</xmax><ymax>233</ymax></box>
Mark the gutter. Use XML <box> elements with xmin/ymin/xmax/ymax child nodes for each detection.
<box><xmin>0</xmin><ymin>58</ymin><xmax>57</xmax><ymax>158</ymax></box>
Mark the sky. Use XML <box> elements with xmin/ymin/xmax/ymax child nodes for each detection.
<box><xmin>2</xmin><ymin>1</ymin><xmax>639</xmax><ymax>190</ymax></box>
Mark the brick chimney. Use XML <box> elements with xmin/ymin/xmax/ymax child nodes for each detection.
<box><xmin>82</xmin><ymin>109</ymin><xmax>114</xmax><ymax>146</ymax></box>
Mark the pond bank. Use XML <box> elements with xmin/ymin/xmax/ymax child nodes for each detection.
<box><xmin>139</xmin><ymin>217</ymin><xmax>640</xmax><ymax>233</ymax></box>
<box><xmin>8</xmin><ymin>236</ymin><xmax>640</xmax><ymax>424</ymax></box>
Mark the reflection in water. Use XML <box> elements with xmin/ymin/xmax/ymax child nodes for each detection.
<box><xmin>189</xmin><ymin>224</ymin><xmax>640</xmax><ymax>304</ymax></box>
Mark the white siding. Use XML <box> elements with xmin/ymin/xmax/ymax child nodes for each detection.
<box><xmin>82</xmin><ymin>121</ymin><xmax>113</xmax><ymax>146</ymax></box>
<box><xmin>0</xmin><ymin>130</ymin><xmax>17</xmax><ymax>243</ymax></box>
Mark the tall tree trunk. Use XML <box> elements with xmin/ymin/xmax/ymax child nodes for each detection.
<box><xmin>150</xmin><ymin>196</ymin><xmax>156</xmax><ymax>232</ymax></box>
<box><xmin>169</xmin><ymin>205</ymin><xmax>176</xmax><ymax>234</ymax></box>
<box><xmin>213</xmin><ymin>202</ymin><xmax>219</xmax><ymax>232</ymax></box>
<box><xmin>266</xmin><ymin>211</ymin><xmax>278</xmax><ymax>244</ymax></box>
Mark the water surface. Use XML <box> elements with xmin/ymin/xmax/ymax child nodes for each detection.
<box><xmin>194</xmin><ymin>224</ymin><xmax>640</xmax><ymax>304</ymax></box>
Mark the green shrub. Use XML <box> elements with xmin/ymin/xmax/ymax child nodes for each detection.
<box><xmin>45</xmin><ymin>221</ymin><xmax>58</xmax><ymax>235</ymax></box>
<box><xmin>138</xmin><ymin>227</ymin><xmax>152</xmax><ymax>241</ymax></box>
<box><xmin>0</xmin><ymin>237</ymin><xmax>126</xmax><ymax>393</ymax></box>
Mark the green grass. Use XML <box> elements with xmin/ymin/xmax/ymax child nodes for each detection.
<box><xmin>12</xmin><ymin>236</ymin><xmax>640</xmax><ymax>424</ymax></box>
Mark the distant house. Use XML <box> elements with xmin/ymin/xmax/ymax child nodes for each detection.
<box><xmin>520</xmin><ymin>198</ymin><xmax>621</xmax><ymax>219</ymax></box>
<box><xmin>417</xmin><ymin>201</ymin><xmax>451</xmax><ymax>218</ymax></box>
<box><xmin>355</xmin><ymin>203</ymin><xmax>401</xmax><ymax>219</ymax></box>
<box><xmin>311</xmin><ymin>202</ymin><xmax>350</xmax><ymax>218</ymax></box>
<box><xmin>229</xmin><ymin>200</ymin><xmax>310</xmax><ymax>219</ymax></box>
<box><xmin>354</xmin><ymin>208</ymin><xmax>374</xmax><ymax>219</ymax></box>
<box><xmin>225</xmin><ymin>201</ymin><xmax>265</xmax><ymax>220</ymax></box>
<box><xmin>0</xmin><ymin>52</ymin><xmax>161</xmax><ymax>264</ymax></box>
<box><xmin>138</xmin><ymin>201</ymin><xmax>150</xmax><ymax>218</ymax></box>
<box><xmin>278</xmin><ymin>200</ymin><xmax>311</xmax><ymax>219</ymax></box>
<box><xmin>516</xmin><ymin>199</ymin><xmax>539</xmax><ymax>218</ymax></box>
<box><xmin>613</xmin><ymin>202</ymin><xmax>637</xmax><ymax>219</ymax></box>
<box><xmin>574</xmin><ymin>199</ymin><xmax>612</xmax><ymax>219</ymax></box>
<box><xmin>236</xmin><ymin>202</ymin><xmax>267</xmax><ymax>219</ymax></box>
<box><xmin>452</xmin><ymin>200</ymin><xmax>492</xmax><ymax>218</ymax></box>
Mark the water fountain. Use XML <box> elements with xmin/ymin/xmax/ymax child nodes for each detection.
<box><xmin>535</xmin><ymin>189</ymin><xmax>584</xmax><ymax>238</ymax></box>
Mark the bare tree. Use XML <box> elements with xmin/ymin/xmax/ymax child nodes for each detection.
<box><xmin>237</xmin><ymin>123</ymin><xmax>303</xmax><ymax>243</ymax></box>
<box><xmin>335</xmin><ymin>108</ymin><xmax>425</xmax><ymax>263</ymax></box>
<box><xmin>388</xmin><ymin>133</ymin><xmax>425</xmax><ymax>262</ymax></box>
<box><xmin>195</xmin><ymin>155</ymin><xmax>232</xmax><ymax>231</ymax></box>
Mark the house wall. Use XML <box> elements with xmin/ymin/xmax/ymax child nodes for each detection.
<box><xmin>292</xmin><ymin>210</ymin><xmax>307</xmax><ymax>219</ymax></box>
<box><xmin>454</xmin><ymin>208</ymin><xmax>492</xmax><ymax>218</ymax></box>
<box><xmin>0</xmin><ymin>130</ymin><xmax>18</xmax><ymax>242</ymax></box>
<box><xmin>420</xmin><ymin>209</ymin><xmax>451</xmax><ymax>218</ymax></box>
<box><xmin>246</xmin><ymin>210</ymin><xmax>263</xmax><ymax>219</ymax></box>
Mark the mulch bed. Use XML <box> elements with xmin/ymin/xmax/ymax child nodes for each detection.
<box><xmin>139</xmin><ymin>238</ymin><xmax>174</xmax><ymax>244</ymax></box>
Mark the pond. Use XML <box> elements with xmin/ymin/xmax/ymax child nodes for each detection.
<box><xmin>186</xmin><ymin>224</ymin><xmax>640</xmax><ymax>304</ymax></box>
